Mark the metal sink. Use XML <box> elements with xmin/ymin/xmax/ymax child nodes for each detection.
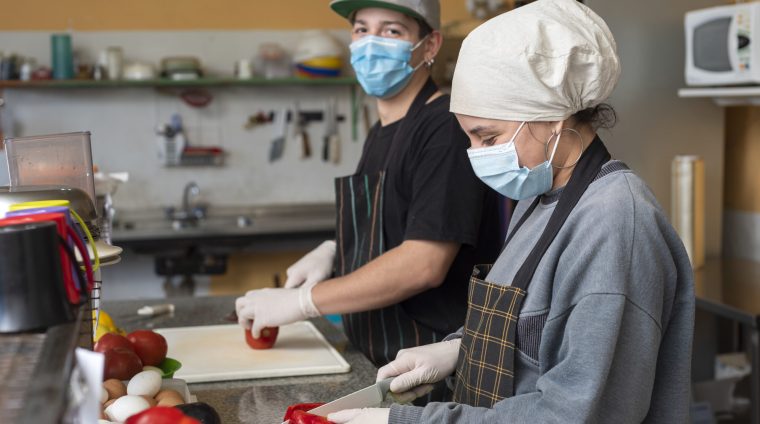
<box><xmin>111</xmin><ymin>203</ymin><xmax>335</xmax><ymax>242</ymax></box>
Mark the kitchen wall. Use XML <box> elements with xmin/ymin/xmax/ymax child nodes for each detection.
<box><xmin>724</xmin><ymin>107</ymin><xmax>760</xmax><ymax>262</ymax></box>
<box><xmin>0</xmin><ymin>0</ymin><xmax>472</xmax><ymax>211</ymax></box>
<box><xmin>0</xmin><ymin>30</ymin><xmax>365</xmax><ymax>210</ymax></box>
<box><xmin>0</xmin><ymin>0</ymin><xmax>730</xmax><ymax>256</ymax></box>
<box><xmin>0</xmin><ymin>0</ymin><xmax>471</xmax><ymax>31</ymax></box>
<box><xmin>586</xmin><ymin>0</ymin><xmax>725</xmax><ymax>258</ymax></box>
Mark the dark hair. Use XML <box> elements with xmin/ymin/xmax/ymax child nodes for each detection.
<box><xmin>414</xmin><ymin>17</ymin><xmax>433</xmax><ymax>39</ymax></box>
<box><xmin>571</xmin><ymin>103</ymin><xmax>617</xmax><ymax>130</ymax></box>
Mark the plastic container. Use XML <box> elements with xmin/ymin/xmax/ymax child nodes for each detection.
<box><xmin>5</xmin><ymin>132</ymin><xmax>97</xmax><ymax>206</ymax></box>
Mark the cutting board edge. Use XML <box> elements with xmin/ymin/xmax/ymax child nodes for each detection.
<box><xmin>180</xmin><ymin>363</ymin><xmax>352</xmax><ymax>384</ymax></box>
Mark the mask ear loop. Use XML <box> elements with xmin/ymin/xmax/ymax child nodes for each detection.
<box><xmin>411</xmin><ymin>35</ymin><xmax>432</xmax><ymax>71</ymax></box>
<box><xmin>545</xmin><ymin>127</ymin><xmax>584</xmax><ymax>169</ymax></box>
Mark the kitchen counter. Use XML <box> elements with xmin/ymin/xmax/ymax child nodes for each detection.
<box><xmin>102</xmin><ymin>295</ymin><xmax>377</xmax><ymax>424</ymax></box>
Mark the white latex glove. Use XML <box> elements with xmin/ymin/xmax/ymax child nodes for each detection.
<box><xmin>284</xmin><ymin>240</ymin><xmax>336</xmax><ymax>289</ymax></box>
<box><xmin>235</xmin><ymin>287</ymin><xmax>321</xmax><ymax>338</ymax></box>
<box><xmin>328</xmin><ymin>408</ymin><xmax>390</xmax><ymax>424</ymax></box>
<box><xmin>377</xmin><ymin>339</ymin><xmax>461</xmax><ymax>403</ymax></box>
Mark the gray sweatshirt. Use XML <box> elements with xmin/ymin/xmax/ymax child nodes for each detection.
<box><xmin>389</xmin><ymin>162</ymin><xmax>695</xmax><ymax>424</ymax></box>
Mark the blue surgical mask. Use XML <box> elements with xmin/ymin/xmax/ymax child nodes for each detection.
<box><xmin>350</xmin><ymin>35</ymin><xmax>426</xmax><ymax>99</ymax></box>
<box><xmin>467</xmin><ymin>122</ymin><xmax>560</xmax><ymax>200</ymax></box>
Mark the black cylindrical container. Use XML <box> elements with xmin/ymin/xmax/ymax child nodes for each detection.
<box><xmin>0</xmin><ymin>222</ymin><xmax>74</xmax><ymax>333</ymax></box>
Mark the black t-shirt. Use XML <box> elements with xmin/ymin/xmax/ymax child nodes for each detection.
<box><xmin>356</xmin><ymin>94</ymin><xmax>501</xmax><ymax>335</ymax></box>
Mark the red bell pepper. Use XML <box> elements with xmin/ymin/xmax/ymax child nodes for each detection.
<box><xmin>125</xmin><ymin>406</ymin><xmax>201</xmax><ymax>424</ymax></box>
<box><xmin>291</xmin><ymin>409</ymin><xmax>336</xmax><ymax>424</ymax></box>
<box><xmin>283</xmin><ymin>403</ymin><xmax>335</xmax><ymax>424</ymax></box>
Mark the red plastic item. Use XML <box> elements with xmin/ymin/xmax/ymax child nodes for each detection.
<box><xmin>125</xmin><ymin>406</ymin><xmax>201</xmax><ymax>424</ymax></box>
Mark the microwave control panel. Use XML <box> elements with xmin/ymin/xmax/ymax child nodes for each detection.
<box><xmin>736</xmin><ymin>10</ymin><xmax>752</xmax><ymax>71</ymax></box>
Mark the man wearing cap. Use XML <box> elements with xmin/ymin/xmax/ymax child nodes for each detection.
<box><xmin>327</xmin><ymin>0</ymin><xmax>695</xmax><ymax>423</ymax></box>
<box><xmin>235</xmin><ymin>0</ymin><xmax>500</xmax><ymax>404</ymax></box>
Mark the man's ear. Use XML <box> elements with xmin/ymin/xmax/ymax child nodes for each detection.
<box><xmin>425</xmin><ymin>30</ymin><xmax>444</xmax><ymax>62</ymax></box>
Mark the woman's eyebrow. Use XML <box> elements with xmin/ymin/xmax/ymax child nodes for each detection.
<box><xmin>468</xmin><ymin>125</ymin><xmax>497</xmax><ymax>136</ymax></box>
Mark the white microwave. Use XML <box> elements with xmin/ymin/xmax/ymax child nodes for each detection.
<box><xmin>685</xmin><ymin>3</ymin><xmax>760</xmax><ymax>86</ymax></box>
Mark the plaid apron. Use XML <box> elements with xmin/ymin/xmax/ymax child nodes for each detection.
<box><xmin>335</xmin><ymin>79</ymin><xmax>450</xmax><ymax>403</ymax></box>
<box><xmin>453</xmin><ymin>137</ymin><xmax>611</xmax><ymax>407</ymax></box>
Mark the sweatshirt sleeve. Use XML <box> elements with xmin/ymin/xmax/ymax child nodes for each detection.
<box><xmin>389</xmin><ymin>294</ymin><xmax>663</xmax><ymax>424</ymax></box>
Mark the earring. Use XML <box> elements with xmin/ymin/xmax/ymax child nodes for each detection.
<box><xmin>425</xmin><ymin>58</ymin><xmax>435</xmax><ymax>68</ymax></box>
<box><xmin>545</xmin><ymin>128</ymin><xmax>584</xmax><ymax>169</ymax></box>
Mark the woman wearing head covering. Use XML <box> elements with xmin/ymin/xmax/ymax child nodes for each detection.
<box><xmin>328</xmin><ymin>0</ymin><xmax>695</xmax><ymax>423</ymax></box>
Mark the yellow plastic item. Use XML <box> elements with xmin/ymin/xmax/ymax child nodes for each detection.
<box><xmin>300</xmin><ymin>56</ymin><xmax>343</xmax><ymax>69</ymax></box>
<box><xmin>93</xmin><ymin>309</ymin><xmax>126</xmax><ymax>341</ymax></box>
<box><xmin>9</xmin><ymin>199</ymin><xmax>100</xmax><ymax>271</ymax></box>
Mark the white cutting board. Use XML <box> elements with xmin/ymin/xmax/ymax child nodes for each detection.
<box><xmin>155</xmin><ymin>322</ymin><xmax>351</xmax><ymax>383</ymax></box>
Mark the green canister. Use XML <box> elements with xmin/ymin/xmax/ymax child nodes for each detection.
<box><xmin>51</xmin><ymin>33</ymin><xmax>73</xmax><ymax>79</ymax></box>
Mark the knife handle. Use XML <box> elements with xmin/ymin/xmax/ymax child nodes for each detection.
<box><xmin>301</xmin><ymin>132</ymin><xmax>311</xmax><ymax>158</ymax></box>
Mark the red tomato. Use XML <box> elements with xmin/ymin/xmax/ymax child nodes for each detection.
<box><xmin>94</xmin><ymin>333</ymin><xmax>134</xmax><ymax>353</ymax></box>
<box><xmin>127</xmin><ymin>330</ymin><xmax>168</xmax><ymax>366</ymax></box>
<box><xmin>244</xmin><ymin>326</ymin><xmax>279</xmax><ymax>350</ymax></box>
<box><xmin>103</xmin><ymin>347</ymin><xmax>143</xmax><ymax>380</ymax></box>
<box><xmin>125</xmin><ymin>406</ymin><xmax>201</xmax><ymax>424</ymax></box>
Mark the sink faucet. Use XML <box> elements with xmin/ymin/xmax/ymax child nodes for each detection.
<box><xmin>181</xmin><ymin>182</ymin><xmax>207</xmax><ymax>220</ymax></box>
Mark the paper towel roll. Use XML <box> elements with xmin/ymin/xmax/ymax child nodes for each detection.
<box><xmin>671</xmin><ymin>155</ymin><xmax>705</xmax><ymax>269</ymax></box>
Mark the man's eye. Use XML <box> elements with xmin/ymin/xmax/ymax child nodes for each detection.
<box><xmin>353</xmin><ymin>27</ymin><xmax>367</xmax><ymax>34</ymax></box>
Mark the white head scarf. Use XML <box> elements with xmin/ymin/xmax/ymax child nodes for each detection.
<box><xmin>450</xmin><ymin>0</ymin><xmax>621</xmax><ymax>122</ymax></box>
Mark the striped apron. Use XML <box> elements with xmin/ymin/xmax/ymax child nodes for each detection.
<box><xmin>453</xmin><ymin>137</ymin><xmax>611</xmax><ymax>407</ymax></box>
<box><xmin>335</xmin><ymin>79</ymin><xmax>449</xmax><ymax>402</ymax></box>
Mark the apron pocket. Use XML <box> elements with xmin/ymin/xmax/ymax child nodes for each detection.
<box><xmin>516</xmin><ymin>310</ymin><xmax>548</xmax><ymax>362</ymax></box>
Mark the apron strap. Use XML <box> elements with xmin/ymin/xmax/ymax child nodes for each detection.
<box><xmin>511</xmin><ymin>136</ymin><xmax>611</xmax><ymax>291</ymax></box>
<box><xmin>502</xmin><ymin>196</ymin><xmax>540</xmax><ymax>250</ymax></box>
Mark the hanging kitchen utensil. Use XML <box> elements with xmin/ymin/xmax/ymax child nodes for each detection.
<box><xmin>328</xmin><ymin>98</ymin><xmax>341</xmax><ymax>164</ymax></box>
<box><xmin>294</xmin><ymin>102</ymin><xmax>311</xmax><ymax>159</ymax></box>
<box><xmin>269</xmin><ymin>108</ymin><xmax>288</xmax><ymax>162</ymax></box>
<box><xmin>322</xmin><ymin>100</ymin><xmax>333</xmax><ymax>162</ymax></box>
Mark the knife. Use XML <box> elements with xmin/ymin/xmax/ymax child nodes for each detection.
<box><xmin>269</xmin><ymin>107</ymin><xmax>288</xmax><ymax>162</ymax></box>
<box><xmin>281</xmin><ymin>378</ymin><xmax>393</xmax><ymax>423</ymax></box>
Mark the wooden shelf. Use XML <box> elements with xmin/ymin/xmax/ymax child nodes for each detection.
<box><xmin>678</xmin><ymin>86</ymin><xmax>760</xmax><ymax>107</ymax></box>
<box><xmin>0</xmin><ymin>77</ymin><xmax>357</xmax><ymax>89</ymax></box>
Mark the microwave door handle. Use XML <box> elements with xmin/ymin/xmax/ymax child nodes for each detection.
<box><xmin>728</xmin><ymin>13</ymin><xmax>740</xmax><ymax>71</ymax></box>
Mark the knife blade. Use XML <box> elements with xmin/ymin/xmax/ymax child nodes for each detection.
<box><xmin>307</xmin><ymin>378</ymin><xmax>393</xmax><ymax>417</ymax></box>
<box><xmin>269</xmin><ymin>107</ymin><xmax>288</xmax><ymax>162</ymax></box>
